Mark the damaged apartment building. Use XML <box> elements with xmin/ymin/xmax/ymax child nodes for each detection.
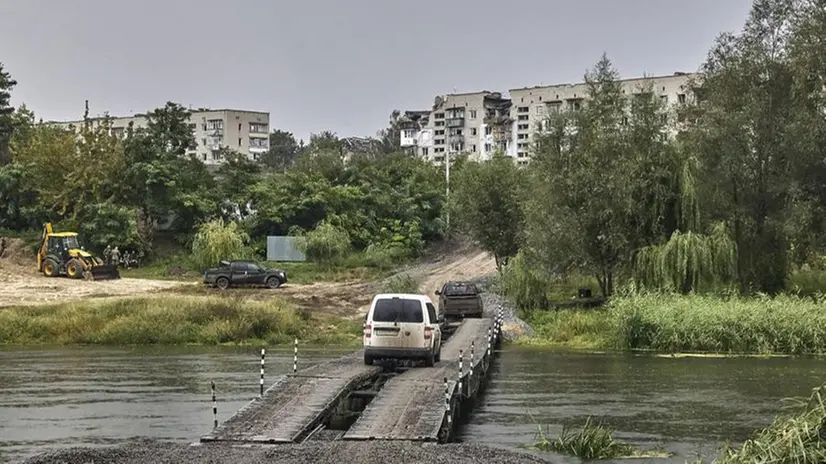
<box><xmin>401</xmin><ymin>72</ymin><xmax>698</xmax><ymax>166</ymax></box>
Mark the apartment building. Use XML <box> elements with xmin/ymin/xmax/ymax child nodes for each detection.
<box><xmin>49</xmin><ymin>108</ymin><xmax>270</xmax><ymax>165</ymax></box>
<box><xmin>509</xmin><ymin>72</ymin><xmax>697</xmax><ymax>164</ymax></box>
<box><xmin>402</xmin><ymin>72</ymin><xmax>698</xmax><ymax>166</ymax></box>
<box><xmin>400</xmin><ymin>91</ymin><xmax>515</xmax><ymax>164</ymax></box>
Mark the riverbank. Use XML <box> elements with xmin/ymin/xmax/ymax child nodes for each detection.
<box><xmin>0</xmin><ymin>295</ymin><xmax>362</xmax><ymax>346</ymax></box>
<box><xmin>515</xmin><ymin>293</ymin><xmax>826</xmax><ymax>355</ymax></box>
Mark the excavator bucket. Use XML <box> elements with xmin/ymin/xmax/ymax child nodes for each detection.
<box><xmin>84</xmin><ymin>264</ymin><xmax>121</xmax><ymax>281</ymax></box>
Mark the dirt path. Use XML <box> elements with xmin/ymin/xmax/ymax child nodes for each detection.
<box><xmin>0</xmin><ymin>241</ymin><xmax>497</xmax><ymax>315</ymax></box>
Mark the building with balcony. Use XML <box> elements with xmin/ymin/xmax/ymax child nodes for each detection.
<box><xmin>508</xmin><ymin>72</ymin><xmax>698</xmax><ymax>165</ymax></box>
<box><xmin>48</xmin><ymin>108</ymin><xmax>270</xmax><ymax>165</ymax></box>
<box><xmin>402</xmin><ymin>72</ymin><xmax>699</xmax><ymax>166</ymax></box>
<box><xmin>401</xmin><ymin>91</ymin><xmax>514</xmax><ymax>164</ymax></box>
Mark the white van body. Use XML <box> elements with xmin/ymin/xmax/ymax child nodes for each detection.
<box><xmin>363</xmin><ymin>293</ymin><xmax>442</xmax><ymax>366</ymax></box>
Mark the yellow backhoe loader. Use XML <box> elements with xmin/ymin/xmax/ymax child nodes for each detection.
<box><xmin>36</xmin><ymin>222</ymin><xmax>120</xmax><ymax>280</ymax></box>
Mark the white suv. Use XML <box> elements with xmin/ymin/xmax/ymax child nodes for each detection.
<box><xmin>363</xmin><ymin>293</ymin><xmax>443</xmax><ymax>366</ymax></box>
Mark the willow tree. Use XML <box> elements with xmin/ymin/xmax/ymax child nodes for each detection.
<box><xmin>632</xmin><ymin>153</ymin><xmax>738</xmax><ymax>293</ymax></box>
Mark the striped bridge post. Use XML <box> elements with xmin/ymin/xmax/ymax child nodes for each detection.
<box><xmin>211</xmin><ymin>380</ymin><xmax>217</xmax><ymax>429</ymax></box>
<box><xmin>260</xmin><ymin>348</ymin><xmax>265</xmax><ymax>397</ymax></box>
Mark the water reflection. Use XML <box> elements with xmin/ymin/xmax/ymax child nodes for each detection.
<box><xmin>457</xmin><ymin>348</ymin><xmax>823</xmax><ymax>463</ymax></box>
<box><xmin>1</xmin><ymin>346</ymin><xmax>821</xmax><ymax>463</ymax></box>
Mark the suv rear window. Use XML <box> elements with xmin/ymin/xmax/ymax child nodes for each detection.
<box><xmin>444</xmin><ymin>283</ymin><xmax>478</xmax><ymax>295</ymax></box>
<box><xmin>372</xmin><ymin>298</ymin><xmax>424</xmax><ymax>323</ymax></box>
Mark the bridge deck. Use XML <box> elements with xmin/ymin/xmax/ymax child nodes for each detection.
<box><xmin>343</xmin><ymin>318</ymin><xmax>493</xmax><ymax>441</ymax></box>
<box><xmin>201</xmin><ymin>351</ymin><xmax>380</xmax><ymax>444</ymax></box>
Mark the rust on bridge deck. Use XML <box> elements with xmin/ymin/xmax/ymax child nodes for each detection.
<box><xmin>201</xmin><ymin>351</ymin><xmax>381</xmax><ymax>444</ymax></box>
<box><xmin>342</xmin><ymin>318</ymin><xmax>494</xmax><ymax>441</ymax></box>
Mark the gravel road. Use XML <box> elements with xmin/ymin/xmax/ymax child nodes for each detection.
<box><xmin>21</xmin><ymin>439</ymin><xmax>557</xmax><ymax>464</ymax></box>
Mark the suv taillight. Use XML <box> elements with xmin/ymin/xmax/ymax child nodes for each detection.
<box><xmin>424</xmin><ymin>326</ymin><xmax>432</xmax><ymax>339</ymax></box>
<box><xmin>363</xmin><ymin>323</ymin><xmax>372</xmax><ymax>338</ymax></box>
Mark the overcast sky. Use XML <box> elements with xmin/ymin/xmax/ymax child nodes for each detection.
<box><xmin>1</xmin><ymin>0</ymin><xmax>753</xmax><ymax>142</ymax></box>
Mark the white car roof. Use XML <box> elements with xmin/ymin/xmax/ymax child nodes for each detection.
<box><xmin>372</xmin><ymin>293</ymin><xmax>433</xmax><ymax>304</ymax></box>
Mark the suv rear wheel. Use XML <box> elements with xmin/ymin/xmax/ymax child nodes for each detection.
<box><xmin>216</xmin><ymin>277</ymin><xmax>230</xmax><ymax>290</ymax></box>
<box><xmin>364</xmin><ymin>353</ymin><xmax>374</xmax><ymax>366</ymax></box>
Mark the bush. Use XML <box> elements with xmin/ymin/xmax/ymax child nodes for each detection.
<box><xmin>297</xmin><ymin>221</ymin><xmax>351</xmax><ymax>267</ymax></box>
<box><xmin>383</xmin><ymin>273</ymin><xmax>420</xmax><ymax>293</ymax></box>
<box><xmin>191</xmin><ymin>219</ymin><xmax>249</xmax><ymax>270</ymax></box>
<box><xmin>500</xmin><ymin>250</ymin><xmax>550</xmax><ymax>309</ymax></box>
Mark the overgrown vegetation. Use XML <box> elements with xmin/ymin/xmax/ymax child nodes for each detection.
<box><xmin>519</xmin><ymin>293</ymin><xmax>826</xmax><ymax>355</ymax></box>
<box><xmin>0</xmin><ymin>296</ymin><xmax>361</xmax><ymax>346</ymax></box>
<box><xmin>531</xmin><ymin>417</ymin><xmax>663</xmax><ymax>460</ymax></box>
<box><xmin>449</xmin><ymin>0</ymin><xmax>826</xmax><ymax>302</ymax></box>
<box><xmin>382</xmin><ymin>273</ymin><xmax>420</xmax><ymax>294</ymax></box>
<box><xmin>709</xmin><ymin>384</ymin><xmax>826</xmax><ymax>464</ymax></box>
<box><xmin>0</xmin><ymin>69</ymin><xmax>445</xmax><ymax>271</ymax></box>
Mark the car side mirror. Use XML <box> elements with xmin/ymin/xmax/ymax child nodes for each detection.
<box><xmin>435</xmin><ymin>290</ymin><xmax>441</xmax><ymax>295</ymax></box>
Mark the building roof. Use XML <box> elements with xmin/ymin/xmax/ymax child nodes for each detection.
<box><xmin>509</xmin><ymin>72</ymin><xmax>700</xmax><ymax>93</ymax></box>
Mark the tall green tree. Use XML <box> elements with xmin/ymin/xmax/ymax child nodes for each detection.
<box><xmin>452</xmin><ymin>153</ymin><xmax>523</xmax><ymax>269</ymax></box>
<box><xmin>0</xmin><ymin>62</ymin><xmax>17</xmax><ymax>165</ymax></box>
<box><xmin>684</xmin><ymin>0</ymin><xmax>798</xmax><ymax>293</ymax></box>
<box><xmin>261</xmin><ymin>129</ymin><xmax>299</xmax><ymax>171</ymax></box>
<box><xmin>527</xmin><ymin>55</ymin><xmax>636</xmax><ymax>296</ymax></box>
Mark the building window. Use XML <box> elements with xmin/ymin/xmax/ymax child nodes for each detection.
<box><xmin>471</xmin><ymin>144</ymin><xmax>477</xmax><ymax>152</ymax></box>
<box><xmin>517</xmin><ymin>133</ymin><xmax>528</xmax><ymax>140</ymax></box>
<box><xmin>435</xmin><ymin>130</ymin><xmax>445</xmax><ymax>135</ymax></box>
<box><xmin>250</xmin><ymin>138</ymin><xmax>268</xmax><ymax>148</ymax></box>
<box><xmin>238</xmin><ymin>138</ymin><xmax>242</xmax><ymax>146</ymax></box>
<box><xmin>435</xmin><ymin>138</ymin><xmax>445</xmax><ymax>145</ymax></box>
<box><xmin>238</xmin><ymin>123</ymin><xmax>242</xmax><ymax>130</ymax></box>
<box><xmin>249</xmin><ymin>122</ymin><xmax>267</xmax><ymax>133</ymax></box>
<box><xmin>471</xmin><ymin>128</ymin><xmax>477</xmax><ymax>136</ymax></box>
<box><xmin>535</xmin><ymin>106</ymin><xmax>545</xmax><ymax>116</ymax></box>
<box><xmin>435</xmin><ymin>121</ymin><xmax>445</xmax><ymax>127</ymax></box>
<box><xmin>422</xmin><ymin>147</ymin><xmax>429</xmax><ymax>156</ymax></box>
<box><xmin>518</xmin><ymin>106</ymin><xmax>529</xmax><ymax>113</ymax></box>
<box><xmin>435</xmin><ymin>147</ymin><xmax>445</xmax><ymax>153</ymax></box>
<box><xmin>678</xmin><ymin>93</ymin><xmax>686</xmax><ymax>104</ymax></box>
<box><xmin>469</xmin><ymin>110</ymin><xmax>477</xmax><ymax>119</ymax></box>
<box><xmin>435</xmin><ymin>112</ymin><xmax>444</xmax><ymax>119</ymax></box>
<box><xmin>206</xmin><ymin>119</ymin><xmax>223</xmax><ymax>130</ymax></box>
<box><xmin>485</xmin><ymin>126</ymin><xmax>492</xmax><ymax>135</ymax></box>
<box><xmin>518</xmin><ymin>115</ymin><xmax>529</xmax><ymax>121</ymax></box>
<box><xmin>517</xmin><ymin>124</ymin><xmax>529</xmax><ymax>131</ymax></box>
<box><xmin>202</xmin><ymin>138</ymin><xmax>206</xmax><ymax>146</ymax></box>
<box><xmin>484</xmin><ymin>143</ymin><xmax>492</xmax><ymax>152</ymax></box>
<box><xmin>189</xmin><ymin>123</ymin><xmax>197</xmax><ymax>130</ymax></box>
<box><xmin>403</xmin><ymin>129</ymin><xmax>416</xmax><ymax>138</ymax></box>
<box><xmin>660</xmin><ymin>95</ymin><xmax>668</xmax><ymax>104</ymax></box>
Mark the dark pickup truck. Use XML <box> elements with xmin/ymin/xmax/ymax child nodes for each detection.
<box><xmin>203</xmin><ymin>260</ymin><xmax>287</xmax><ymax>290</ymax></box>
<box><xmin>436</xmin><ymin>281</ymin><xmax>484</xmax><ymax>320</ymax></box>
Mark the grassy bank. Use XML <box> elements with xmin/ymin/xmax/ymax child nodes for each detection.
<box><xmin>120</xmin><ymin>250</ymin><xmax>404</xmax><ymax>284</ymax></box>
<box><xmin>0</xmin><ymin>296</ymin><xmax>361</xmax><ymax>346</ymax></box>
<box><xmin>518</xmin><ymin>293</ymin><xmax>826</xmax><ymax>355</ymax></box>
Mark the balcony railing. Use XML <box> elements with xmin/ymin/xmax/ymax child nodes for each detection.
<box><xmin>446</xmin><ymin>117</ymin><xmax>465</xmax><ymax>128</ymax></box>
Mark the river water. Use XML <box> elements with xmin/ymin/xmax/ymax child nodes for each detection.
<box><xmin>0</xmin><ymin>346</ymin><xmax>822</xmax><ymax>463</ymax></box>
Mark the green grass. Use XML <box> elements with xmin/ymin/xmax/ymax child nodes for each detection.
<box><xmin>518</xmin><ymin>293</ymin><xmax>826</xmax><ymax>355</ymax></box>
<box><xmin>530</xmin><ymin>417</ymin><xmax>669</xmax><ymax>460</ymax></box>
<box><xmin>699</xmin><ymin>384</ymin><xmax>826</xmax><ymax>463</ymax></box>
<box><xmin>120</xmin><ymin>250</ymin><xmax>405</xmax><ymax>284</ymax></box>
<box><xmin>0</xmin><ymin>296</ymin><xmax>362</xmax><ymax>346</ymax></box>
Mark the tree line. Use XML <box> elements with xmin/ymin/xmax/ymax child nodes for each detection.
<box><xmin>0</xmin><ymin>75</ymin><xmax>444</xmax><ymax>264</ymax></box>
<box><xmin>451</xmin><ymin>0</ymin><xmax>826</xmax><ymax>304</ymax></box>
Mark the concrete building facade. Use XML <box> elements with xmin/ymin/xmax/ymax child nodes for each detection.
<box><xmin>402</xmin><ymin>72</ymin><xmax>698</xmax><ymax>166</ymax></box>
<box><xmin>49</xmin><ymin>108</ymin><xmax>270</xmax><ymax>166</ymax></box>
<box><xmin>400</xmin><ymin>91</ymin><xmax>515</xmax><ymax>164</ymax></box>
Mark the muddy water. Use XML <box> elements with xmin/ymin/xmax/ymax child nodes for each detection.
<box><xmin>0</xmin><ymin>347</ymin><xmax>821</xmax><ymax>463</ymax></box>
<box><xmin>456</xmin><ymin>348</ymin><xmax>824</xmax><ymax>463</ymax></box>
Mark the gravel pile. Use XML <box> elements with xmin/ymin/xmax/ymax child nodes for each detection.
<box><xmin>21</xmin><ymin>439</ymin><xmax>556</xmax><ymax>464</ymax></box>
<box><xmin>473</xmin><ymin>275</ymin><xmax>534</xmax><ymax>342</ymax></box>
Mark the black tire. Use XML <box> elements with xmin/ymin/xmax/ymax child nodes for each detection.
<box><xmin>435</xmin><ymin>347</ymin><xmax>441</xmax><ymax>363</ymax></box>
<box><xmin>66</xmin><ymin>259</ymin><xmax>84</xmax><ymax>279</ymax></box>
<box><xmin>43</xmin><ymin>258</ymin><xmax>59</xmax><ymax>277</ymax></box>
<box><xmin>216</xmin><ymin>277</ymin><xmax>230</xmax><ymax>290</ymax></box>
<box><xmin>425</xmin><ymin>351</ymin><xmax>435</xmax><ymax>367</ymax></box>
<box><xmin>364</xmin><ymin>354</ymin><xmax>374</xmax><ymax>366</ymax></box>
<box><xmin>266</xmin><ymin>276</ymin><xmax>282</xmax><ymax>289</ymax></box>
